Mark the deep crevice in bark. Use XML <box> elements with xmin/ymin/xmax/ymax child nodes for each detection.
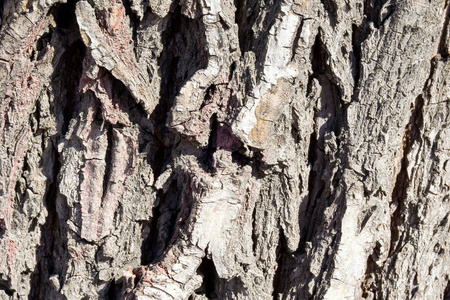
<box><xmin>234</xmin><ymin>0</ymin><xmax>253</xmax><ymax>54</ymax></box>
<box><xmin>29</xmin><ymin>146</ymin><xmax>63</xmax><ymax>299</ymax></box>
<box><xmin>98</xmin><ymin>68</ymin><xmax>152</xmax><ymax>131</ymax></box>
<box><xmin>437</xmin><ymin>2</ymin><xmax>450</xmax><ymax>57</ymax></box>
<box><xmin>363</xmin><ymin>0</ymin><xmax>391</xmax><ymax>29</ymax></box>
<box><xmin>154</xmin><ymin>5</ymin><xmax>206</xmax><ymax>146</ymax></box>
<box><xmin>122</xmin><ymin>0</ymin><xmax>139</xmax><ymax>57</ymax></box>
<box><xmin>200</xmin><ymin>84</ymin><xmax>217</xmax><ymax>110</ymax></box>
<box><xmin>157</xmin><ymin>14</ymin><xmax>180</xmax><ymax>111</ymax></box>
<box><xmin>142</xmin><ymin>181</ymin><xmax>180</xmax><ymax>264</ymax></box>
<box><xmin>14</xmin><ymin>148</ymin><xmax>29</xmax><ymax>210</ymax></box>
<box><xmin>298</xmin><ymin>131</ymin><xmax>321</xmax><ymax>251</ymax></box>
<box><xmin>351</xmin><ymin>24</ymin><xmax>361</xmax><ymax>94</ymax></box>
<box><xmin>272</xmin><ymin>230</ymin><xmax>289</xmax><ymax>299</ymax></box>
<box><xmin>311</xmin><ymin>31</ymin><xmax>328</xmax><ymax>76</ymax></box>
<box><xmin>101</xmin><ymin>124</ymin><xmax>113</xmax><ymax>200</ymax></box>
<box><xmin>361</xmin><ymin>241</ymin><xmax>382</xmax><ymax>299</ymax></box>
<box><xmin>299</xmin><ymin>31</ymin><xmax>343</xmax><ymax>253</ymax></box>
<box><xmin>49</xmin><ymin>0</ymin><xmax>79</xmax><ymax>30</ymax></box>
<box><xmin>195</xmin><ymin>255</ymin><xmax>219</xmax><ymax>299</ymax></box>
<box><xmin>200</xmin><ymin>113</ymin><xmax>218</xmax><ymax>172</ymax></box>
<box><xmin>231</xmin><ymin>146</ymin><xmax>264</xmax><ymax>176</ymax></box>
<box><xmin>320</xmin><ymin>0</ymin><xmax>338</xmax><ymax>28</ymax></box>
<box><xmin>0</xmin><ymin>282</ymin><xmax>13</xmax><ymax>296</ymax></box>
<box><xmin>251</xmin><ymin>206</ymin><xmax>258</xmax><ymax>256</ymax></box>
<box><xmin>150</xmin><ymin>137</ymin><xmax>172</xmax><ymax>179</ymax></box>
<box><xmin>0</xmin><ymin>1</ymin><xmax>4</xmax><ymax>28</ymax></box>
<box><xmin>53</xmin><ymin>39</ymin><xmax>86</xmax><ymax>136</ymax></box>
<box><xmin>141</xmin><ymin>189</ymin><xmax>164</xmax><ymax>265</ymax></box>
<box><xmin>309</xmin><ymin>227</ymin><xmax>341</xmax><ymax>299</ymax></box>
<box><xmin>290</xmin><ymin>19</ymin><xmax>303</xmax><ymax>62</ymax></box>
<box><xmin>291</xmin><ymin>106</ymin><xmax>301</xmax><ymax>144</ymax></box>
<box><xmin>106</xmin><ymin>278</ymin><xmax>119</xmax><ymax>300</ymax></box>
<box><xmin>234</xmin><ymin>0</ymin><xmax>281</xmax><ymax>79</ymax></box>
<box><xmin>389</xmin><ymin>94</ymin><xmax>424</xmax><ymax>256</ymax></box>
<box><xmin>25</xmin><ymin>6</ymin><xmax>84</xmax><ymax>297</ymax></box>
<box><xmin>161</xmin><ymin>6</ymin><xmax>208</xmax><ymax>100</ymax></box>
<box><xmin>444</xmin><ymin>280</ymin><xmax>450</xmax><ymax>300</ymax></box>
<box><xmin>35</xmin><ymin>30</ymin><xmax>53</xmax><ymax>61</ymax></box>
<box><xmin>371</xmin><ymin>93</ymin><xmax>425</xmax><ymax>298</ymax></box>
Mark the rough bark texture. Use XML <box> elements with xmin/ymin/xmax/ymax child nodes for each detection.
<box><xmin>1</xmin><ymin>0</ymin><xmax>450</xmax><ymax>299</ymax></box>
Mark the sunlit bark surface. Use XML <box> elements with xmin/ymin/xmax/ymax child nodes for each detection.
<box><xmin>1</xmin><ymin>0</ymin><xmax>450</xmax><ymax>299</ymax></box>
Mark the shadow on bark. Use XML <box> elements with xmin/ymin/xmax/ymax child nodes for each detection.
<box><xmin>28</xmin><ymin>1</ymin><xmax>85</xmax><ymax>297</ymax></box>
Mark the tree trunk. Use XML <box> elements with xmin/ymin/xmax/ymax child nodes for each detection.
<box><xmin>1</xmin><ymin>0</ymin><xmax>450</xmax><ymax>299</ymax></box>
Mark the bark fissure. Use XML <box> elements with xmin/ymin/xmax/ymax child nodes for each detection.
<box><xmin>351</xmin><ymin>24</ymin><xmax>362</xmax><ymax>97</ymax></box>
<box><xmin>272</xmin><ymin>230</ymin><xmax>289</xmax><ymax>299</ymax></box>
<box><xmin>389</xmin><ymin>94</ymin><xmax>424</xmax><ymax>256</ymax></box>
<box><xmin>201</xmin><ymin>113</ymin><xmax>219</xmax><ymax>172</ymax></box>
<box><xmin>195</xmin><ymin>255</ymin><xmax>219</xmax><ymax>298</ymax></box>
<box><xmin>444</xmin><ymin>280</ymin><xmax>450</xmax><ymax>299</ymax></box>
<box><xmin>122</xmin><ymin>0</ymin><xmax>139</xmax><ymax>57</ymax></box>
<box><xmin>28</xmin><ymin>161</ymin><xmax>61</xmax><ymax>299</ymax></box>
<box><xmin>50</xmin><ymin>0</ymin><xmax>79</xmax><ymax>30</ymax></box>
<box><xmin>320</xmin><ymin>0</ymin><xmax>338</xmax><ymax>28</ymax></box>
<box><xmin>0</xmin><ymin>284</ymin><xmax>13</xmax><ymax>297</ymax></box>
<box><xmin>363</xmin><ymin>0</ymin><xmax>391</xmax><ymax>29</ymax></box>
<box><xmin>290</xmin><ymin>18</ymin><xmax>303</xmax><ymax>62</ymax></box>
<box><xmin>437</xmin><ymin>1</ymin><xmax>450</xmax><ymax>57</ymax></box>
<box><xmin>143</xmin><ymin>181</ymin><xmax>180</xmax><ymax>265</ymax></box>
<box><xmin>56</xmin><ymin>40</ymin><xmax>86</xmax><ymax>135</ymax></box>
<box><xmin>101</xmin><ymin>125</ymin><xmax>113</xmax><ymax>201</ymax></box>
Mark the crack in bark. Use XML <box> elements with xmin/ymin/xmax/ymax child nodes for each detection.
<box><xmin>272</xmin><ymin>230</ymin><xmax>288</xmax><ymax>299</ymax></box>
<box><xmin>299</xmin><ymin>31</ymin><xmax>343</xmax><ymax>251</ymax></box>
<box><xmin>29</xmin><ymin>140</ymin><xmax>64</xmax><ymax>299</ymax></box>
<box><xmin>389</xmin><ymin>94</ymin><xmax>424</xmax><ymax>256</ymax></box>
<box><xmin>361</xmin><ymin>241</ymin><xmax>382</xmax><ymax>299</ymax></box>
<box><xmin>143</xmin><ymin>181</ymin><xmax>180</xmax><ymax>264</ymax></box>
<box><xmin>101</xmin><ymin>124</ymin><xmax>113</xmax><ymax>200</ymax></box>
<box><xmin>361</xmin><ymin>94</ymin><xmax>425</xmax><ymax>298</ymax></box>
<box><xmin>165</xmin><ymin>6</ymin><xmax>208</xmax><ymax>100</ymax></box>
<box><xmin>351</xmin><ymin>24</ymin><xmax>361</xmax><ymax>98</ymax></box>
<box><xmin>320</xmin><ymin>0</ymin><xmax>338</xmax><ymax>28</ymax></box>
<box><xmin>50</xmin><ymin>0</ymin><xmax>79</xmax><ymax>30</ymax></box>
<box><xmin>363</xmin><ymin>0</ymin><xmax>391</xmax><ymax>29</ymax></box>
<box><xmin>0</xmin><ymin>282</ymin><xmax>13</xmax><ymax>296</ymax></box>
<box><xmin>234</xmin><ymin>0</ymin><xmax>252</xmax><ymax>54</ymax></box>
<box><xmin>200</xmin><ymin>113</ymin><xmax>219</xmax><ymax>172</ymax></box>
<box><xmin>444</xmin><ymin>280</ymin><xmax>450</xmax><ymax>299</ymax></box>
<box><xmin>55</xmin><ymin>40</ymin><xmax>86</xmax><ymax>135</ymax></box>
<box><xmin>122</xmin><ymin>0</ymin><xmax>140</xmax><ymax>58</ymax></box>
<box><xmin>437</xmin><ymin>0</ymin><xmax>450</xmax><ymax>57</ymax></box>
<box><xmin>194</xmin><ymin>255</ymin><xmax>219</xmax><ymax>298</ymax></box>
<box><xmin>143</xmin><ymin>191</ymin><xmax>166</xmax><ymax>265</ymax></box>
<box><xmin>290</xmin><ymin>18</ymin><xmax>303</xmax><ymax>62</ymax></box>
<box><xmin>309</xmin><ymin>227</ymin><xmax>341</xmax><ymax>299</ymax></box>
<box><xmin>20</xmin><ymin>4</ymin><xmax>83</xmax><ymax>297</ymax></box>
<box><xmin>298</xmin><ymin>131</ymin><xmax>321</xmax><ymax>252</ymax></box>
<box><xmin>311</xmin><ymin>31</ymin><xmax>327</xmax><ymax>76</ymax></box>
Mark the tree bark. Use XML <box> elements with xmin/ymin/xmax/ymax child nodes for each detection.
<box><xmin>1</xmin><ymin>0</ymin><xmax>450</xmax><ymax>299</ymax></box>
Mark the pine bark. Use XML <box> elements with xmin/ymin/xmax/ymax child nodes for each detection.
<box><xmin>1</xmin><ymin>0</ymin><xmax>450</xmax><ymax>299</ymax></box>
